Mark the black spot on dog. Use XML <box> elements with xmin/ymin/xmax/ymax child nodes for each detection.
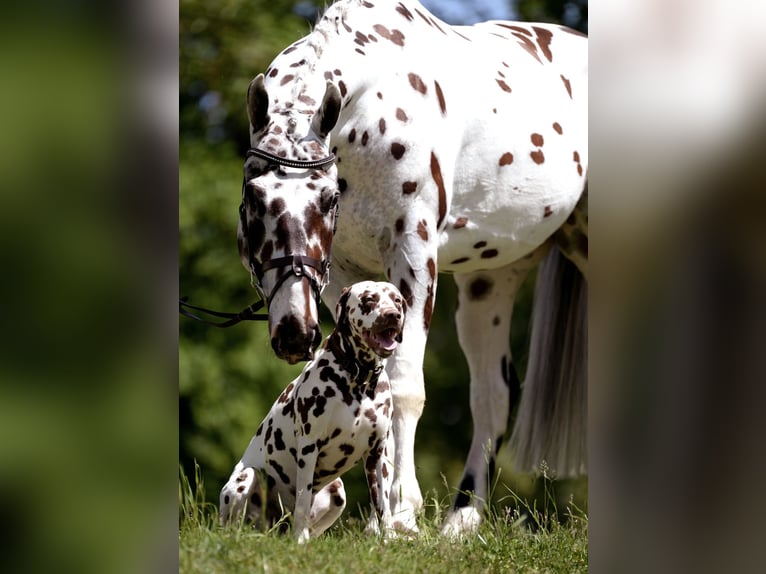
<box><xmin>274</xmin><ymin>428</ymin><xmax>286</xmax><ymax>450</ymax></box>
<box><xmin>269</xmin><ymin>460</ymin><xmax>291</xmax><ymax>485</ymax></box>
<box><xmin>313</xmin><ymin>395</ymin><xmax>328</xmax><ymax>417</ymax></box>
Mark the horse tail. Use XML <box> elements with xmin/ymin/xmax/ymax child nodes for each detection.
<box><xmin>510</xmin><ymin>244</ymin><xmax>587</xmax><ymax>477</ymax></box>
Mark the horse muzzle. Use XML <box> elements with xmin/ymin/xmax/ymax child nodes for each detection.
<box><xmin>271</xmin><ymin>315</ymin><xmax>322</xmax><ymax>364</ymax></box>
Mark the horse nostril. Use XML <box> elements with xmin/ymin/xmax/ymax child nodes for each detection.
<box><xmin>271</xmin><ymin>318</ymin><xmax>319</xmax><ymax>363</ymax></box>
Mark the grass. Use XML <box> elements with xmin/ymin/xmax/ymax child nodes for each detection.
<box><xmin>179</xmin><ymin>464</ymin><xmax>588</xmax><ymax>573</ymax></box>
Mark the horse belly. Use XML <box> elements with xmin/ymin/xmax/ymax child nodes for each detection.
<box><xmin>438</xmin><ymin>159</ymin><xmax>583</xmax><ymax>272</ymax></box>
<box><xmin>437</xmin><ymin>202</ymin><xmax>563</xmax><ymax>272</ymax></box>
<box><xmin>438</xmin><ymin>99</ymin><xmax>586</xmax><ymax>270</ymax></box>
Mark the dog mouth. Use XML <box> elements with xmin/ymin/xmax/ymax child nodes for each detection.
<box><xmin>367</xmin><ymin>322</ymin><xmax>402</xmax><ymax>357</ymax></box>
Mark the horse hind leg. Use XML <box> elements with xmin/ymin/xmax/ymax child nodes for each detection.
<box><xmin>553</xmin><ymin>178</ymin><xmax>588</xmax><ymax>278</ymax></box>
<box><xmin>442</xmin><ymin>258</ymin><xmax>540</xmax><ymax>537</ymax></box>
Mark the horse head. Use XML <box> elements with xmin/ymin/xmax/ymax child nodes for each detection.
<box><xmin>238</xmin><ymin>74</ymin><xmax>342</xmax><ymax>364</ymax></box>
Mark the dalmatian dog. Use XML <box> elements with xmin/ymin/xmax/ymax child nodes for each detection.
<box><xmin>220</xmin><ymin>281</ymin><xmax>406</xmax><ymax>543</ymax></box>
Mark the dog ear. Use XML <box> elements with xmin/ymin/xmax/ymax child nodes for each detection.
<box><xmin>335</xmin><ymin>287</ymin><xmax>351</xmax><ymax>335</ymax></box>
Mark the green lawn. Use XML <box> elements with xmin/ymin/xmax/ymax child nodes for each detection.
<box><xmin>179</xmin><ymin>466</ymin><xmax>587</xmax><ymax>574</ymax></box>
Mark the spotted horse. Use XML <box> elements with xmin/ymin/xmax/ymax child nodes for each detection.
<box><xmin>235</xmin><ymin>0</ymin><xmax>587</xmax><ymax>537</ymax></box>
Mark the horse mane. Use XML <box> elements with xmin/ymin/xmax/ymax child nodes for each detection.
<box><xmin>307</xmin><ymin>0</ymin><xmax>355</xmax><ymax>53</ymax></box>
<box><xmin>280</xmin><ymin>0</ymin><xmax>361</xmax><ymax>104</ymax></box>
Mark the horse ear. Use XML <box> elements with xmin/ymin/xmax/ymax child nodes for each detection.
<box><xmin>247</xmin><ymin>74</ymin><xmax>270</xmax><ymax>134</ymax></box>
<box><xmin>311</xmin><ymin>81</ymin><xmax>342</xmax><ymax>139</ymax></box>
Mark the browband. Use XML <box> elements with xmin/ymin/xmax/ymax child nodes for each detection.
<box><xmin>246</xmin><ymin>147</ymin><xmax>336</xmax><ymax>170</ymax></box>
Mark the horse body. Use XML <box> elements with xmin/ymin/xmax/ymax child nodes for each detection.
<box><xmin>309</xmin><ymin>18</ymin><xmax>587</xmax><ymax>274</ymax></box>
<box><xmin>238</xmin><ymin>0</ymin><xmax>587</xmax><ymax>536</ymax></box>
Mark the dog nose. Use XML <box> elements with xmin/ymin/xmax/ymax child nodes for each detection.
<box><xmin>383</xmin><ymin>309</ymin><xmax>402</xmax><ymax>321</ymax></box>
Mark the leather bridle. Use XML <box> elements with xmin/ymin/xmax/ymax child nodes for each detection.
<box><xmin>246</xmin><ymin>146</ymin><xmax>336</xmax><ymax>170</ymax></box>
<box><xmin>179</xmin><ymin>147</ymin><xmax>337</xmax><ymax>328</ymax></box>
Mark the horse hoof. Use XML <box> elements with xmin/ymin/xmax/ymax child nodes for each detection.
<box><xmin>441</xmin><ymin>507</ymin><xmax>482</xmax><ymax>539</ymax></box>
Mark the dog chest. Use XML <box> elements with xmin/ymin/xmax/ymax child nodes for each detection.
<box><xmin>318</xmin><ymin>392</ymin><xmax>384</xmax><ymax>457</ymax></box>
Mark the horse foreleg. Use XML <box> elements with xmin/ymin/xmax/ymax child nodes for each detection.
<box><xmin>385</xmin><ymin>350</ymin><xmax>426</xmax><ymax>533</ymax></box>
<box><xmin>322</xmin><ymin>257</ymin><xmax>421</xmax><ymax>534</ymax></box>
<box><xmin>442</xmin><ymin>257</ymin><xmax>540</xmax><ymax>537</ymax></box>
<box><xmin>381</xmin><ymin>236</ymin><xmax>439</xmax><ymax>534</ymax></box>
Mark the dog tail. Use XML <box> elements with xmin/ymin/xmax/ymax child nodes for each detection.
<box><xmin>510</xmin><ymin>245</ymin><xmax>587</xmax><ymax>476</ymax></box>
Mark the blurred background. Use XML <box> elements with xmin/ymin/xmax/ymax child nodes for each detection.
<box><xmin>179</xmin><ymin>0</ymin><xmax>589</xmax><ymax>522</ymax></box>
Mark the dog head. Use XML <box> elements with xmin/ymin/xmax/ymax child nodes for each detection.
<box><xmin>334</xmin><ymin>281</ymin><xmax>406</xmax><ymax>362</ymax></box>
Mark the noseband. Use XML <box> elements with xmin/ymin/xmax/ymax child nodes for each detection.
<box><xmin>249</xmin><ymin>253</ymin><xmax>328</xmax><ymax>311</ymax></box>
<box><xmin>179</xmin><ymin>147</ymin><xmax>337</xmax><ymax>328</ymax></box>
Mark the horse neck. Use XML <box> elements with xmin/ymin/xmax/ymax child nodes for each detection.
<box><xmin>266</xmin><ymin>1</ymin><xmax>423</xmax><ymax>129</ymax></box>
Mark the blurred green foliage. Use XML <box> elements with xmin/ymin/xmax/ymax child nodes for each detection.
<box><xmin>180</xmin><ymin>0</ymin><xmax>585</xmax><ymax>515</ymax></box>
<box><xmin>0</xmin><ymin>8</ymin><xmax>177</xmax><ymax>573</ymax></box>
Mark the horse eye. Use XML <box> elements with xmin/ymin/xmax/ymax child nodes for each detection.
<box><xmin>321</xmin><ymin>188</ymin><xmax>339</xmax><ymax>213</ymax></box>
<box><xmin>244</xmin><ymin>160</ymin><xmax>264</xmax><ymax>180</ymax></box>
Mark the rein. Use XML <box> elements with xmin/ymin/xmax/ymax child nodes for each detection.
<box><xmin>179</xmin><ymin>296</ymin><xmax>267</xmax><ymax>327</ymax></box>
<box><xmin>180</xmin><ymin>147</ymin><xmax>338</xmax><ymax>329</ymax></box>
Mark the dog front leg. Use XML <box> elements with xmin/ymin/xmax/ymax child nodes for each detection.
<box><xmin>364</xmin><ymin>437</ymin><xmax>394</xmax><ymax>537</ymax></box>
<box><xmin>294</xmin><ymin>435</ymin><xmax>322</xmax><ymax>543</ymax></box>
